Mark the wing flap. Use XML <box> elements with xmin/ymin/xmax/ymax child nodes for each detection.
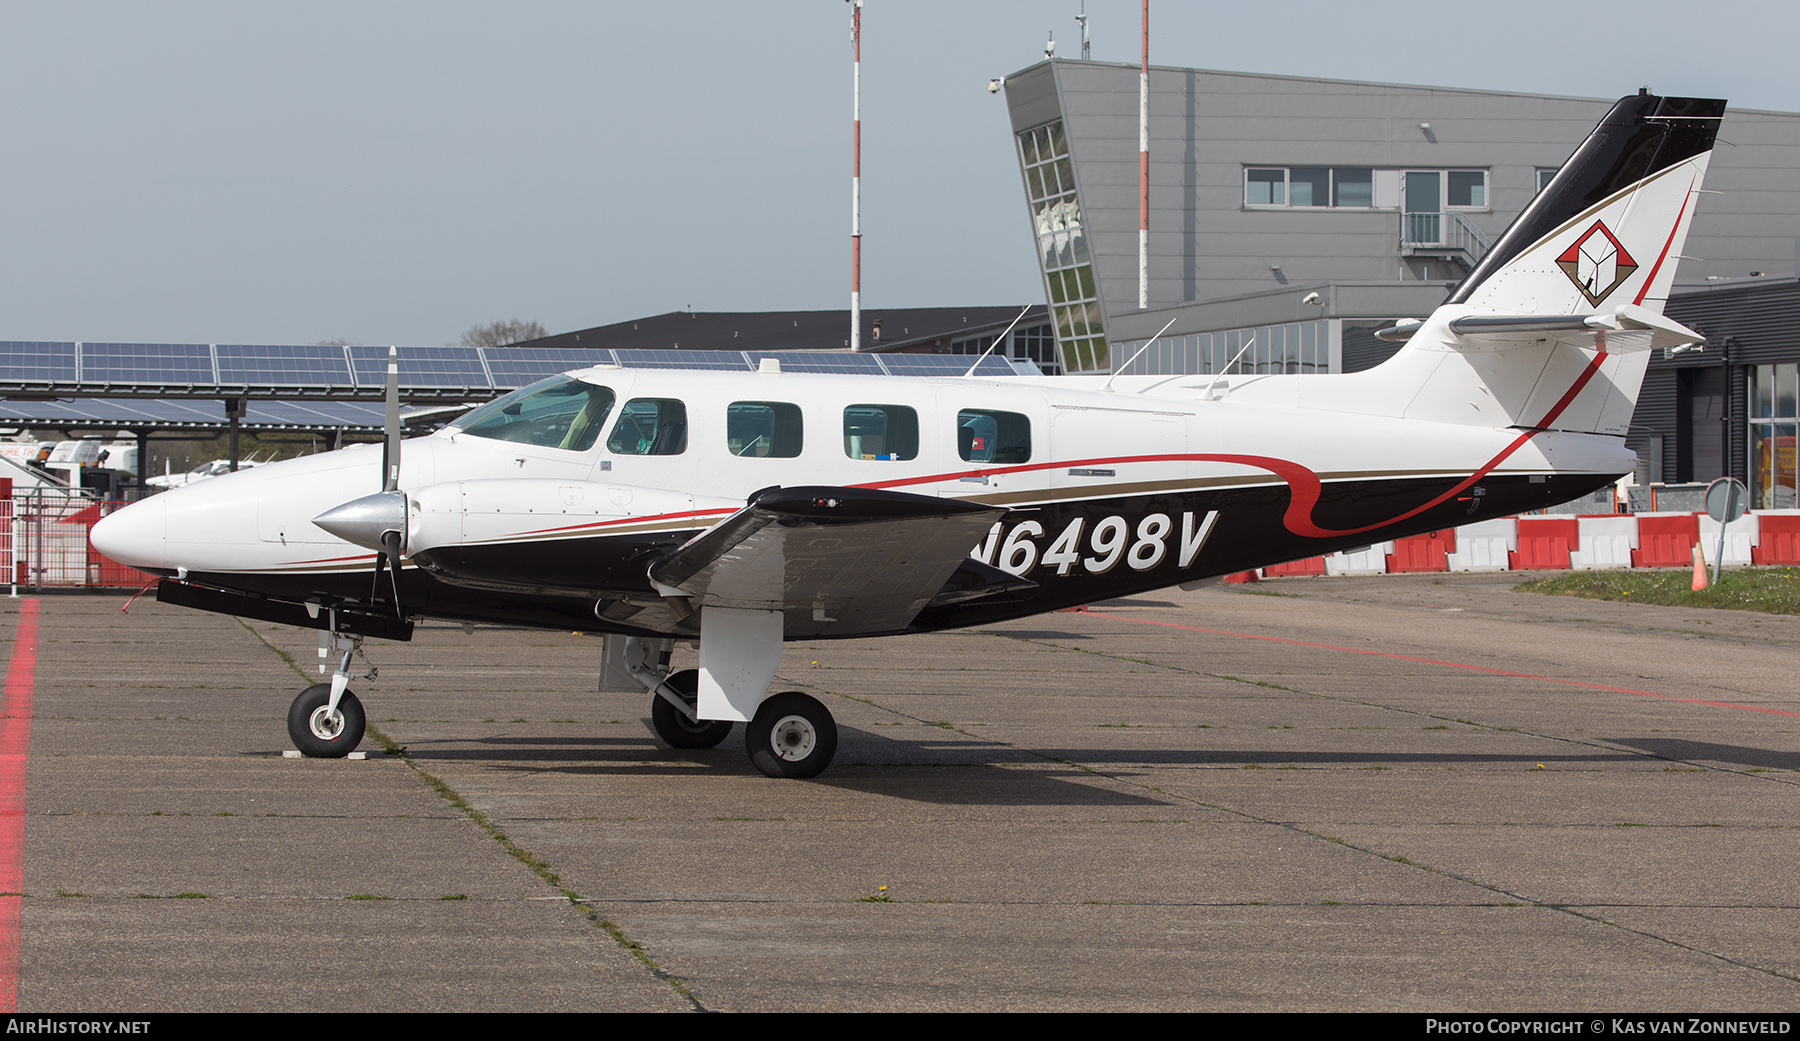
<box><xmin>648</xmin><ymin>486</ymin><xmax>1012</xmax><ymax>637</ymax></box>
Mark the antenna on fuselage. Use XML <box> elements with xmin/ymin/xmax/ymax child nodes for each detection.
<box><xmin>961</xmin><ymin>305</ymin><xmax>1035</xmax><ymax>377</ymax></box>
<box><xmin>1100</xmin><ymin>316</ymin><xmax>1177</xmax><ymax>393</ymax></box>
<box><xmin>1202</xmin><ymin>334</ymin><xmax>1258</xmax><ymax>400</ymax></box>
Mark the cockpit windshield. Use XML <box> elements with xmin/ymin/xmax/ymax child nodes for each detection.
<box><xmin>454</xmin><ymin>376</ymin><xmax>616</xmax><ymax>452</ymax></box>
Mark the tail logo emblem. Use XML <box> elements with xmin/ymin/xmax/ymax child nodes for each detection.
<box><xmin>1556</xmin><ymin>220</ymin><xmax>1639</xmax><ymax>305</ymax></box>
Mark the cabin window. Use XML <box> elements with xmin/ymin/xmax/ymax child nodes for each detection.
<box><xmin>843</xmin><ymin>404</ymin><xmax>919</xmax><ymax>460</ymax></box>
<box><xmin>956</xmin><ymin>409</ymin><xmax>1030</xmax><ymax>465</ymax></box>
<box><xmin>457</xmin><ymin>376</ymin><xmax>616</xmax><ymax>452</ymax></box>
<box><xmin>607</xmin><ymin>398</ymin><xmax>688</xmax><ymax>456</ymax></box>
<box><xmin>727</xmin><ymin>401</ymin><xmax>803</xmax><ymax>458</ymax></box>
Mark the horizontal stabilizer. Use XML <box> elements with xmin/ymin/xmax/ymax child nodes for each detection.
<box><xmin>1448</xmin><ymin>303</ymin><xmax>1702</xmax><ymax>353</ymax></box>
<box><xmin>649</xmin><ymin>486</ymin><xmax>1010</xmax><ymax>637</ymax></box>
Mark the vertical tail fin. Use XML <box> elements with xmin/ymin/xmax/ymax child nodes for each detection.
<box><xmin>1447</xmin><ymin>93</ymin><xmax>1725</xmax><ymax>317</ymax></box>
<box><xmin>1314</xmin><ymin>94</ymin><xmax>1725</xmax><ymax>436</ymax></box>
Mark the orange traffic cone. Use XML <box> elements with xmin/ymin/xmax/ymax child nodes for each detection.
<box><xmin>1690</xmin><ymin>543</ymin><xmax>1708</xmax><ymax>591</ymax></box>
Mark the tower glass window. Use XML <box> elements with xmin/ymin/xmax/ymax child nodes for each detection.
<box><xmin>1018</xmin><ymin>121</ymin><xmax>1108</xmax><ymax>374</ymax></box>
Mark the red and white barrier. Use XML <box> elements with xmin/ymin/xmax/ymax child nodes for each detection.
<box><xmin>1445</xmin><ymin>518</ymin><xmax>1515</xmax><ymax>571</ymax></box>
<box><xmin>1248</xmin><ymin>511</ymin><xmax>1790</xmax><ymax>578</ymax></box>
<box><xmin>1751</xmin><ymin>511</ymin><xmax>1800</xmax><ymax>566</ymax></box>
<box><xmin>1571</xmin><ymin>515</ymin><xmax>1637</xmax><ymax>570</ymax></box>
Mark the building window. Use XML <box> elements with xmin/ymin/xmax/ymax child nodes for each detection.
<box><xmin>1333</xmin><ymin>168</ymin><xmax>1373</xmax><ymax>207</ymax></box>
<box><xmin>1109</xmin><ymin>319</ymin><xmax>1331</xmax><ymax>377</ymax></box>
<box><xmin>726</xmin><ymin>401</ymin><xmax>802</xmax><ymax>458</ymax></box>
<box><xmin>1447</xmin><ymin>170</ymin><xmax>1486</xmax><ymax>208</ymax></box>
<box><xmin>1536</xmin><ymin>168</ymin><xmax>1559</xmax><ymax>194</ymax></box>
<box><xmin>1289</xmin><ymin>167</ymin><xmax>1330</xmax><ymax>207</ymax></box>
<box><xmin>1245</xmin><ymin>167</ymin><xmax>1486</xmax><ymax>211</ymax></box>
<box><xmin>1751</xmin><ymin>363</ymin><xmax>1799</xmax><ymax>509</ymax></box>
<box><xmin>949</xmin><ymin>322</ymin><xmax>1059</xmax><ymax>373</ymax></box>
<box><xmin>1018</xmin><ymin>120</ymin><xmax>1107</xmax><ymax>375</ymax></box>
<box><xmin>1246</xmin><ymin>168</ymin><xmax>1284</xmax><ymax>205</ymax></box>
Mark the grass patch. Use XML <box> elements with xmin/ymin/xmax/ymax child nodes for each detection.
<box><xmin>1515</xmin><ymin>566</ymin><xmax>1800</xmax><ymax>615</ymax></box>
<box><xmin>346</xmin><ymin>894</ymin><xmax>391</xmax><ymax>901</ymax></box>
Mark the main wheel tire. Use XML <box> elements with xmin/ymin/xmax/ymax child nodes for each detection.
<box><xmin>287</xmin><ymin>683</ymin><xmax>366</xmax><ymax>759</ymax></box>
<box><xmin>649</xmin><ymin>669</ymin><xmax>733</xmax><ymax>749</ymax></box>
<box><xmin>746</xmin><ymin>691</ymin><xmax>837</xmax><ymax>779</ymax></box>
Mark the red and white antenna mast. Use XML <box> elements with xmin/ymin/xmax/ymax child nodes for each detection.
<box><xmin>1138</xmin><ymin>0</ymin><xmax>1149</xmax><ymax>310</ymax></box>
<box><xmin>849</xmin><ymin>0</ymin><xmax>863</xmax><ymax>351</ymax></box>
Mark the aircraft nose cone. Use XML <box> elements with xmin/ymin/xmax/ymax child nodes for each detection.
<box><xmin>90</xmin><ymin>496</ymin><xmax>169</xmax><ymax>571</ymax></box>
<box><xmin>312</xmin><ymin>491</ymin><xmax>407</xmax><ymax>552</ymax></box>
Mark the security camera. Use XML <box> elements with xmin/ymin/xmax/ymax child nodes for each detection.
<box><xmin>1302</xmin><ymin>292</ymin><xmax>1322</xmax><ymax>305</ymax></box>
<box><xmin>988</xmin><ymin>78</ymin><xmax>1003</xmax><ymax>94</ymax></box>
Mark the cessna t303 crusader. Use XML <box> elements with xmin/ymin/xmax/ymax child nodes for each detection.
<box><xmin>94</xmin><ymin>93</ymin><xmax>1724</xmax><ymax>778</ymax></box>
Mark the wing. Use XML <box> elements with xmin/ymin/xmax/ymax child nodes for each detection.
<box><xmin>648</xmin><ymin>485</ymin><xmax>1020</xmax><ymax>637</ymax></box>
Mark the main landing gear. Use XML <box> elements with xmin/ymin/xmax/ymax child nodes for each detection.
<box><xmin>288</xmin><ymin>628</ymin><xmax>371</xmax><ymax>758</ymax></box>
<box><xmin>609</xmin><ymin>634</ymin><xmax>839</xmax><ymax>779</ymax></box>
<box><xmin>648</xmin><ymin>684</ymin><xmax>837</xmax><ymax>778</ymax></box>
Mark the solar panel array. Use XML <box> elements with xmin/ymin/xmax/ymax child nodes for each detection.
<box><xmin>0</xmin><ymin>397</ymin><xmax>395</xmax><ymax>431</ymax></box>
<box><xmin>0</xmin><ymin>342</ymin><xmax>1027</xmax><ymax>399</ymax></box>
<box><xmin>215</xmin><ymin>344</ymin><xmax>352</xmax><ymax>386</ymax></box>
<box><xmin>0</xmin><ymin>342</ymin><xmax>78</xmax><ymax>383</ymax></box>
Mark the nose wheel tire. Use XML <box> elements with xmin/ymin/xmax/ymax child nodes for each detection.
<box><xmin>649</xmin><ymin>669</ymin><xmax>734</xmax><ymax>749</ymax></box>
<box><xmin>287</xmin><ymin>683</ymin><xmax>367</xmax><ymax>758</ymax></box>
<box><xmin>746</xmin><ymin>691</ymin><xmax>837</xmax><ymax>779</ymax></box>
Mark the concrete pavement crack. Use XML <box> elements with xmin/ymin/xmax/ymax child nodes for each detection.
<box><xmin>238</xmin><ymin>618</ymin><xmax>708</xmax><ymax>1012</ymax></box>
<box><xmin>797</xmin><ymin>626</ymin><xmax>1800</xmax><ymax>989</ymax></box>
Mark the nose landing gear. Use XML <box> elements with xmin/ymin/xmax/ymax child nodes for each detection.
<box><xmin>288</xmin><ymin>625</ymin><xmax>373</xmax><ymax>758</ymax></box>
<box><xmin>288</xmin><ymin>683</ymin><xmax>367</xmax><ymax>758</ymax></box>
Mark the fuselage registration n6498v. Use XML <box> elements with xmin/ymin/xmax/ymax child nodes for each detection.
<box><xmin>93</xmin><ymin>92</ymin><xmax>1725</xmax><ymax>779</ymax></box>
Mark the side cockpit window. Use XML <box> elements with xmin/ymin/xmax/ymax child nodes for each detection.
<box><xmin>457</xmin><ymin>377</ymin><xmax>615</xmax><ymax>452</ymax></box>
<box><xmin>843</xmin><ymin>404</ymin><xmax>918</xmax><ymax>460</ymax></box>
<box><xmin>956</xmin><ymin>409</ymin><xmax>1030</xmax><ymax>464</ymax></box>
<box><xmin>607</xmin><ymin>398</ymin><xmax>688</xmax><ymax>456</ymax></box>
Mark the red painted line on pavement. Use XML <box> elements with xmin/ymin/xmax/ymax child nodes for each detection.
<box><xmin>1087</xmin><ymin>610</ymin><xmax>1800</xmax><ymax>719</ymax></box>
<box><xmin>0</xmin><ymin>599</ymin><xmax>38</xmax><ymax>1013</ymax></box>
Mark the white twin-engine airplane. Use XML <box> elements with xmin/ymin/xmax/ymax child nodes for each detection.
<box><xmin>94</xmin><ymin>93</ymin><xmax>1724</xmax><ymax>778</ymax></box>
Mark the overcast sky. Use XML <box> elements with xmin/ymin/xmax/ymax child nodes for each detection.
<box><xmin>1</xmin><ymin>1</ymin><xmax>1794</xmax><ymax>346</ymax></box>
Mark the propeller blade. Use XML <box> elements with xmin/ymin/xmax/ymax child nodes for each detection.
<box><xmin>380</xmin><ymin>529</ymin><xmax>405</xmax><ymax>619</ymax></box>
<box><xmin>382</xmin><ymin>345</ymin><xmax>401</xmax><ymax>493</ymax></box>
<box><xmin>369</xmin><ymin>539</ymin><xmax>389</xmax><ymax>606</ymax></box>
